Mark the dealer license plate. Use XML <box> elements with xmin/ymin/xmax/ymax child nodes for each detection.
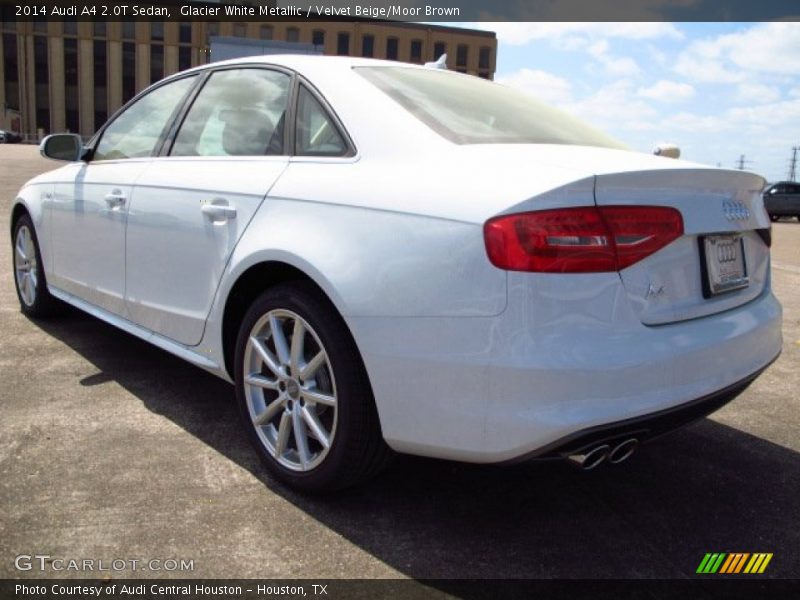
<box><xmin>701</xmin><ymin>234</ymin><xmax>749</xmax><ymax>297</ymax></box>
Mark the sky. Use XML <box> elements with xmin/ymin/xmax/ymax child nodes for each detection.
<box><xmin>467</xmin><ymin>22</ymin><xmax>800</xmax><ymax>183</ymax></box>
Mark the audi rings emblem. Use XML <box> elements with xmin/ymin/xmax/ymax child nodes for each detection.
<box><xmin>716</xmin><ymin>240</ymin><xmax>738</xmax><ymax>263</ymax></box>
<box><xmin>722</xmin><ymin>200</ymin><xmax>750</xmax><ymax>221</ymax></box>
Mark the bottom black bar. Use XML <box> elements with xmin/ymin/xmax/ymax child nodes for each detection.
<box><xmin>3</xmin><ymin>579</ymin><xmax>800</xmax><ymax>600</ymax></box>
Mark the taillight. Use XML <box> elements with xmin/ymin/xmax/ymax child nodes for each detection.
<box><xmin>484</xmin><ymin>206</ymin><xmax>683</xmax><ymax>273</ymax></box>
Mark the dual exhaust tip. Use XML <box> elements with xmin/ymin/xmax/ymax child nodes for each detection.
<box><xmin>567</xmin><ymin>438</ymin><xmax>639</xmax><ymax>471</ymax></box>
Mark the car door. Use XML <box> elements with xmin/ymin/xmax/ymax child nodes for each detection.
<box><xmin>49</xmin><ymin>75</ymin><xmax>198</xmax><ymax>315</ymax></box>
<box><xmin>124</xmin><ymin>67</ymin><xmax>292</xmax><ymax>346</ymax></box>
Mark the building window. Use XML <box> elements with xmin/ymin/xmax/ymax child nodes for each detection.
<box><xmin>312</xmin><ymin>30</ymin><xmax>325</xmax><ymax>47</ymax></box>
<box><xmin>0</xmin><ymin>9</ymin><xmax>16</xmax><ymax>31</ymax></box>
<box><xmin>33</xmin><ymin>21</ymin><xmax>48</xmax><ymax>33</ymax></box>
<box><xmin>479</xmin><ymin>46</ymin><xmax>491</xmax><ymax>70</ymax></box>
<box><xmin>259</xmin><ymin>25</ymin><xmax>272</xmax><ymax>40</ymax></box>
<box><xmin>151</xmin><ymin>44</ymin><xmax>164</xmax><ymax>83</ymax></box>
<box><xmin>64</xmin><ymin>37</ymin><xmax>79</xmax><ymax>133</ymax></box>
<box><xmin>433</xmin><ymin>42</ymin><xmax>446</xmax><ymax>61</ymax></box>
<box><xmin>34</xmin><ymin>36</ymin><xmax>50</xmax><ymax>134</ymax></box>
<box><xmin>386</xmin><ymin>37</ymin><xmax>398</xmax><ymax>60</ymax></box>
<box><xmin>122</xmin><ymin>21</ymin><xmax>135</xmax><ymax>41</ymax></box>
<box><xmin>208</xmin><ymin>23</ymin><xmax>219</xmax><ymax>38</ymax></box>
<box><xmin>122</xmin><ymin>42</ymin><xmax>136</xmax><ymax>103</ymax></box>
<box><xmin>3</xmin><ymin>33</ymin><xmax>19</xmax><ymax>111</ymax></box>
<box><xmin>179</xmin><ymin>46</ymin><xmax>192</xmax><ymax>72</ymax></box>
<box><xmin>151</xmin><ymin>22</ymin><xmax>164</xmax><ymax>41</ymax></box>
<box><xmin>410</xmin><ymin>39</ymin><xmax>422</xmax><ymax>63</ymax></box>
<box><xmin>287</xmin><ymin>27</ymin><xmax>300</xmax><ymax>43</ymax></box>
<box><xmin>456</xmin><ymin>44</ymin><xmax>468</xmax><ymax>68</ymax></box>
<box><xmin>93</xmin><ymin>21</ymin><xmax>106</xmax><ymax>38</ymax></box>
<box><xmin>63</xmin><ymin>21</ymin><xmax>78</xmax><ymax>36</ymax></box>
<box><xmin>179</xmin><ymin>22</ymin><xmax>192</xmax><ymax>44</ymax></box>
<box><xmin>361</xmin><ymin>34</ymin><xmax>374</xmax><ymax>57</ymax></box>
<box><xmin>337</xmin><ymin>32</ymin><xmax>350</xmax><ymax>56</ymax></box>
<box><xmin>93</xmin><ymin>39</ymin><xmax>107</xmax><ymax>131</ymax></box>
<box><xmin>233</xmin><ymin>23</ymin><xmax>246</xmax><ymax>38</ymax></box>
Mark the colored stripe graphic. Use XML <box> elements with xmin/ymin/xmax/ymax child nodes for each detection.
<box><xmin>697</xmin><ymin>554</ymin><xmax>713</xmax><ymax>574</ymax></box>
<box><xmin>719</xmin><ymin>554</ymin><xmax>736</xmax><ymax>574</ymax></box>
<box><xmin>697</xmin><ymin>553</ymin><xmax>727</xmax><ymax>573</ymax></box>
<box><xmin>699</xmin><ymin>553</ymin><xmax>773</xmax><ymax>574</ymax></box>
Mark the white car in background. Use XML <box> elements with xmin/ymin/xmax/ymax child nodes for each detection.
<box><xmin>10</xmin><ymin>56</ymin><xmax>782</xmax><ymax>491</ymax></box>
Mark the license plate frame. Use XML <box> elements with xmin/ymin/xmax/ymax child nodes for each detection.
<box><xmin>699</xmin><ymin>234</ymin><xmax>749</xmax><ymax>298</ymax></box>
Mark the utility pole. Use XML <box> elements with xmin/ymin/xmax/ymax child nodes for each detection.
<box><xmin>736</xmin><ymin>155</ymin><xmax>753</xmax><ymax>171</ymax></box>
<box><xmin>788</xmin><ymin>146</ymin><xmax>798</xmax><ymax>182</ymax></box>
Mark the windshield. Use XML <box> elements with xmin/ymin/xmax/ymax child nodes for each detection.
<box><xmin>356</xmin><ymin>66</ymin><xmax>626</xmax><ymax>149</ymax></box>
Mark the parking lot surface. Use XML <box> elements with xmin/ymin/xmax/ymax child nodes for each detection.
<box><xmin>1</xmin><ymin>144</ymin><xmax>799</xmax><ymax>581</ymax></box>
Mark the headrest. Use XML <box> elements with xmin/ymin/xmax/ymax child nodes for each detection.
<box><xmin>220</xmin><ymin>108</ymin><xmax>274</xmax><ymax>156</ymax></box>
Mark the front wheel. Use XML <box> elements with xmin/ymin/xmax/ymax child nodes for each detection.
<box><xmin>234</xmin><ymin>282</ymin><xmax>390</xmax><ymax>492</ymax></box>
<box><xmin>12</xmin><ymin>215</ymin><xmax>61</xmax><ymax>317</ymax></box>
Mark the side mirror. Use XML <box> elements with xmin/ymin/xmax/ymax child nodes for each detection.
<box><xmin>40</xmin><ymin>133</ymin><xmax>84</xmax><ymax>162</ymax></box>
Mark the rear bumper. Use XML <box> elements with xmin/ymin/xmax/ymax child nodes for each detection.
<box><xmin>513</xmin><ymin>355</ymin><xmax>778</xmax><ymax>462</ymax></box>
<box><xmin>350</xmin><ymin>279</ymin><xmax>783</xmax><ymax>464</ymax></box>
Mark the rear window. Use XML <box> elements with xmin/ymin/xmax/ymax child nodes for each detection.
<box><xmin>356</xmin><ymin>66</ymin><xmax>626</xmax><ymax>149</ymax></box>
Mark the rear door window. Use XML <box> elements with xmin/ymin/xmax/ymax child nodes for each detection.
<box><xmin>171</xmin><ymin>68</ymin><xmax>291</xmax><ymax>156</ymax></box>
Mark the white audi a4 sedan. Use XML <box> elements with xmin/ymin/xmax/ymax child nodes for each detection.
<box><xmin>11</xmin><ymin>55</ymin><xmax>782</xmax><ymax>491</ymax></box>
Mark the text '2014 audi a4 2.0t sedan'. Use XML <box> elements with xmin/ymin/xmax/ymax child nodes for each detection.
<box><xmin>10</xmin><ymin>56</ymin><xmax>782</xmax><ymax>491</ymax></box>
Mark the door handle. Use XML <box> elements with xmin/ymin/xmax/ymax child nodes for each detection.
<box><xmin>201</xmin><ymin>203</ymin><xmax>237</xmax><ymax>220</ymax></box>
<box><xmin>104</xmin><ymin>190</ymin><xmax>126</xmax><ymax>208</ymax></box>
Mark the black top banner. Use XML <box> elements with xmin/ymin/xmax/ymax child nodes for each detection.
<box><xmin>1</xmin><ymin>0</ymin><xmax>799</xmax><ymax>22</ymax></box>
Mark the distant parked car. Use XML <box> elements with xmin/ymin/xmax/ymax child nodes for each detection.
<box><xmin>763</xmin><ymin>181</ymin><xmax>800</xmax><ymax>221</ymax></box>
<box><xmin>0</xmin><ymin>129</ymin><xmax>22</xmax><ymax>144</ymax></box>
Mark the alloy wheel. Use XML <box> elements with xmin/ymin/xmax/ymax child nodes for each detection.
<box><xmin>14</xmin><ymin>225</ymin><xmax>38</xmax><ymax>307</ymax></box>
<box><xmin>242</xmin><ymin>309</ymin><xmax>338</xmax><ymax>472</ymax></box>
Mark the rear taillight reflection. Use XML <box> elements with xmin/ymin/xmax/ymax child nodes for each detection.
<box><xmin>484</xmin><ymin>206</ymin><xmax>683</xmax><ymax>273</ymax></box>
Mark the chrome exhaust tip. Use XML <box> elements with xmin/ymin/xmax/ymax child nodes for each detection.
<box><xmin>608</xmin><ymin>438</ymin><xmax>639</xmax><ymax>465</ymax></box>
<box><xmin>567</xmin><ymin>444</ymin><xmax>611</xmax><ymax>471</ymax></box>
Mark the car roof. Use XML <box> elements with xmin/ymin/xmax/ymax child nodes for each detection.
<box><xmin>181</xmin><ymin>54</ymin><xmax>428</xmax><ymax>79</ymax></box>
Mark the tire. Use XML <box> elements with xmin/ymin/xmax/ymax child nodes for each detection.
<box><xmin>12</xmin><ymin>214</ymin><xmax>61</xmax><ymax>318</ymax></box>
<box><xmin>234</xmin><ymin>281</ymin><xmax>391</xmax><ymax>492</ymax></box>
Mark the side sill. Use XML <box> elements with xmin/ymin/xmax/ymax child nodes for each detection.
<box><xmin>49</xmin><ymin>286</ymin><xmax>232</xmax><ymax>382</ymax></box>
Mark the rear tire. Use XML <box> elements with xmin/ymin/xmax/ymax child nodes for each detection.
<box><xmin>12</xmin><ymin>215</ymin><xmax>61</xmax><ymax>318</ymax></box>
<box><xmin>234</xmin><ymin>281</ymin><xmax>391</xmax><ymax>492</ymax></box>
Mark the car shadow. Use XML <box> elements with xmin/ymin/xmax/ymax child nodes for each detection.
<box><xmin>29</xmin><ymin>308</ymin><xmax>800</xmax><ymax>582</ymax></box>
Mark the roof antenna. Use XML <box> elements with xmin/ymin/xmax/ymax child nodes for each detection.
<box><xmin>424</xmin><ymin>54</ymin><xmax>448</xmax><ymax>70</ymax></box>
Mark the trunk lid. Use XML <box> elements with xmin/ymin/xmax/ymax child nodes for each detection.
<box><xmin>593</xmin><ymin>168</ymin><xmax>770</xmax><ymax>325</ymax></box>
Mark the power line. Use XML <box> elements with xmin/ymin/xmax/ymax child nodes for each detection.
<box><xmin>735</xmin><ymin>154</ymin><xmax>753</xmax><ymax>170</ymax></box>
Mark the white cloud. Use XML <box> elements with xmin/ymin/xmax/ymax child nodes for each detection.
<box><xmin>661</xmin><ymin>112</ymin><xmax>728</xmax><ymax>133</ymax></box>
<box><xmin>587</xmin><ymin>39</ymin><xmax>641</xmax><ymax>76</ymax></box>
<box><xmin>735</xmin><ymin>83</ymin><xmax>781</xmax><ymax>104</ymax></box>
<box><xmin>674</xmin><ymin>22</ymin><xmax>800</xmax><ymax>83</ymax></box>
<box><xmin>486</xmin><ymin>22</ymin><xmax>684</xmax><ymax>46</ymax></box>
<box><xmin>564</xmin><ymin>81</ymin><xmax>658</xmax><ymax>130</ymax></box>
<box><xmin>496</xmin><ymin>68</ymin><xmax>573</xmax><ymax>104</ymax></box>
<box><xmin>638</xmin><ymin>80</ymin><xmax>696</xmax><ymax>102</ymax></box>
